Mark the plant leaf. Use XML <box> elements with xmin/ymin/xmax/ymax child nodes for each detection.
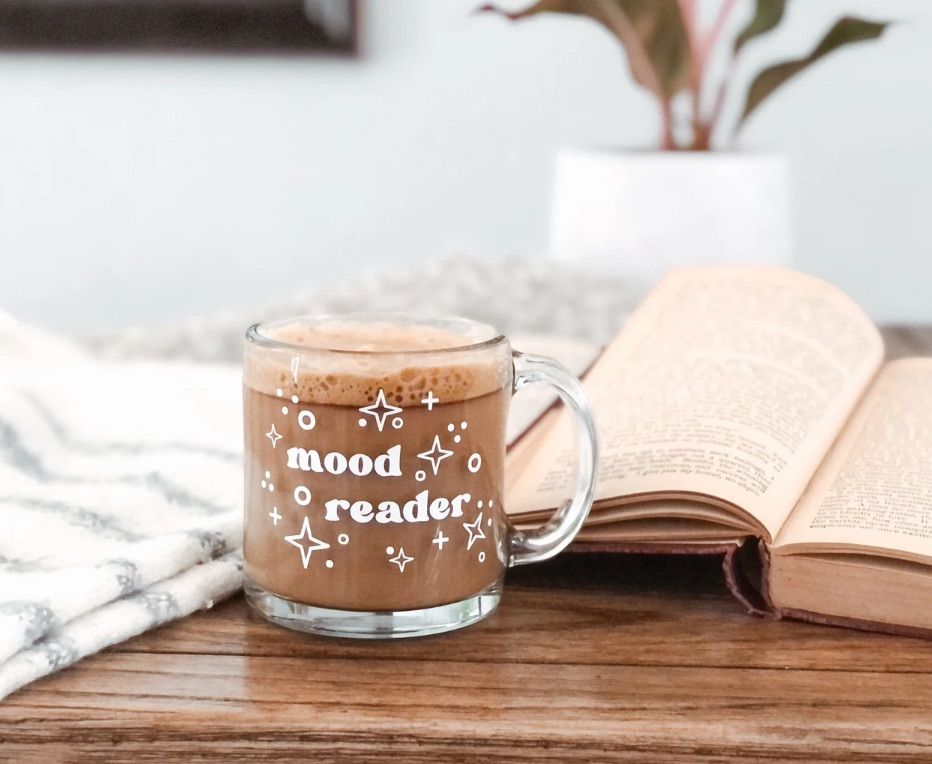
<box><xmin>733</xmin><ymin>0</ymin><xmax>787</xmax><ymax>54</ymax></box>
<box><xmin>738</xmin><ymin>16</ymin><xmax>888</xmax><ymax>128</ymax></box>
<box><xmin>478</xmin><ymin>0</ymin><xmax>691</xmax><ymax>100</ymax></box>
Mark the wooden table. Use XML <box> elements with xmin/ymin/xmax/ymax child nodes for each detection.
<box><xmin>3</xmin><ymin>327</ymin><xmax>932</xmax><ymax>762</ymax></box>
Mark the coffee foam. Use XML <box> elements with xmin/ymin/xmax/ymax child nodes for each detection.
<box><xmin>266</xmin><ymin>321</ymin><xmax>476</xmax><ymax>353</ymax></box>
<box><xmin>244</xmin><ymin>321</ymin><xmax>508</xmax><ymax>407</ymax></box>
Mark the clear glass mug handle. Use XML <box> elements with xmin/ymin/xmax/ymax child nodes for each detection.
<box><xmin>508</xmin><ymin>352</ymin><xmax>598</xmax><ymax>566</ymax></box>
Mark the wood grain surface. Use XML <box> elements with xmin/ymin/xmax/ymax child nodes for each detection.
<box><xmin>1</xmin><ymin>326</ymin><xmax>930</xmax><ymax>762</ymax></box>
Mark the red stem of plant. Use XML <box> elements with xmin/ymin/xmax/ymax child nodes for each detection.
<box><xmin>676</xmin><ymin>0</ymin><xmax>702</xmax><ymax>149</ymax></box>
<box><xmin>707</xmin><ymin>55</ymin><xmax>737</xmax><ymax>148</ymax></box>
<box><xmin>677</xmin><ymin>0</ymin><xmax>698</xmax><ymax>31</ymax></box>
<box><xmin>703</xmin><ymin>0</ymin><xmax>738</xmax><ymax>62</ymax></box>
<box><xmin>694</xmin><ymin>0</ymin><xmax>738</xmax><ymax>149</ymax></box>
<box><xmin>677</xmin><ymin>0</ymin><xmax>736</xmax><ymax>148</ymax></box>
<box><xmin>659</xmin><ymin>97</ymin><xmax>675</xmax><ymax>150</ymax></box>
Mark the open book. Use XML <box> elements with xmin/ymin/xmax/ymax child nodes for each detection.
<box><xmin>507</xmin><ymin>266</ymin><xmax>932</xmax><ymax>638</ymax></box>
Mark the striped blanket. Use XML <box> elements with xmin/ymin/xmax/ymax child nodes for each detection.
<box><xmin>0</xmin><ymin>314</ymin><xmax>243</xmax><ymax>699</ymax></box>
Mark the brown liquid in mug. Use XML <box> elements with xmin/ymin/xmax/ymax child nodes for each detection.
<box><xmin>244</xmin><ymin>322</ymin><xmax>511</xmax><ymax>612</ymax></box>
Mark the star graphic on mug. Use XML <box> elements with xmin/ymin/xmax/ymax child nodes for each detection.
<box><xmin>265</xmin><ymin>423</ymin><xmax>283</xmax><ymax>448</ymax></box>
<box><xmin>284</xmin><ymin>516</ymin><xmax>331</xmax><ymax>569</ymax></box>
<box><xmin>388</xmin><ymin>546</ymin><xmax>414</xmax><ymax>573</ymax></box>
<box><xmin>462</xmin><ymin>511</ymin><xmax>486</xmax><ymax>551</ymax></box>
<box><xmin>358</xmin><ymin>388</ymin><xmax>403</xmax><ymax>432</ymax></box>
<box><xmin>417</xmin><ymin>435</ymin><xmax>454</xmax><ymax>475</ymax></box>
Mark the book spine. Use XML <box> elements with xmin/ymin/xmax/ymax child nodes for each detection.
<box><xmin>721</xmin><ymin>540</ymin><xmax>778</xmax><ymax>618</ymax></box>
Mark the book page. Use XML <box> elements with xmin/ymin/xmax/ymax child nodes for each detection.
<box><xmin>506</xmin><ymin>335</ymin><xmax>601</xmax><ymax>445</ymax></box>
<box><xmin>774</xmin><ymin>359</ymin><xmax>932</xmax><ymax>561</ymax></box>
<box><xmin>506</xmin><ymin>266</ymin><xmax>884</xmax><ymax>541</ymax></box>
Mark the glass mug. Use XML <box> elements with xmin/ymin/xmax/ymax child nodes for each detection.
<box><xmin>243</xmin><ymin>314</ymin><xmax>597</xmax><ymax>638</ymax></box>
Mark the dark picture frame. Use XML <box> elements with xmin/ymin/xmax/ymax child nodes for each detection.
<box><xmin>0</xmin><ymin>0</ymin><xmax>360</xmax><ymax>55</ymax></box>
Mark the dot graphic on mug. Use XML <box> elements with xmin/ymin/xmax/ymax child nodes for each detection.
<box><xmin>298</xmin><ymin>410</ymin><xmax>316</xmax><ymax>431</ymax></box>
<box><xmin>489</xmin><ymin>499</ymin><xmax>494</xmax><ymax>507</ymax></box>
<box><xmin>386</xmin><ymin>546</ymin><xmax>394</xmax><ymax>555</ymax></box>
<box><xmin>338</xmin><ymin>533</ymin><xmax>350</xmax><ymax>545</ymax></box>
<box><xmin>467</xmin><ymin>453</ymin><xmax>482</xmax><ymax>473</ymax></box>
<box><xmin>415</xmin><ymin>469</ymin><xmax>426</xmax><ymax>482</ymax></box>
<box><xmin>325</xmin><ymin>560</ymin><xmax>334</xmax><ymax>569</ymax></box>
<box><xmin>392</xmin><ymin>417</ymin><xmax>404</xmax><ymax>429</ymax></box>
<box><xmin>450</xmin><ymin>421</ymin><xmax>467</xmax><ymax>442</ymax></box>
<box><xmin>291</xmin><ymin>395</ymin><xmax>299</xmax><ymax>404</ymax></box>
<box><xmin>294</xmin><ymin>486</ymin><xmax>312</xmax><ymax>506</ymax></box>
<box><xmin>478</xmin><ymin>551</ymin><xmax>486</xmax><ymax>563</ymax></box>
<box><xmin>358</xmin><ymin>418</ymin><xmax>367</xmax><ymax>427</ymax></box>
<box><xmin>477</xmin><ymin>500</ymin><xmax>484</xmax><ymax>509</ymax></box>
<box><xmin>276</xmin><ymin>388</ymin><xmax>283</xmax><ymax>397</ymax></box>
<box><xmin>260</xmin><ymin>470</ymin><xmax>275</xmax><ymax>493</ymax></box>
<box><xmin>487</xmin><ymin>517</ymin><xmax>492</xmax><ymax>527</ymax></box>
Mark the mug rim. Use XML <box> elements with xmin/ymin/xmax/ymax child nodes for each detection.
<box><xmin>245</xmin><ymin>312</ymin><xmax>508</xmax><ymax>357</ymax></box>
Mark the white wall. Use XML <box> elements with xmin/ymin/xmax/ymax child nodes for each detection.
<box><xmin>0</xmin><ymin>0</ymin><xmax>929</xmax><ymax>333</ymax></box>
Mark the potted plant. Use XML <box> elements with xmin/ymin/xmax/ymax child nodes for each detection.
<box><xmin>479</xmin><ymin>0</ymin><xmax>889</xmax><ymax>279</ymax></box>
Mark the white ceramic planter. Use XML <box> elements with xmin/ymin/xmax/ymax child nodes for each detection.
<box><xmin>549</xmin><ymin>149</ymin><xmax>792</xmax><ymax>283</ymax></box>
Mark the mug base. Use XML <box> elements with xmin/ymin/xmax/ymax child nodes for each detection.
<box><xmin>244</xmin><ymin>579</ymin><xmax>503</xmax><ymax>639</ymax></box>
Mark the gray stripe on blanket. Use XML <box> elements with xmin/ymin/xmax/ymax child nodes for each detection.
<box><xmin>0</xmin><ymin>496</ymin><xmax>142</xmax><ymax>540</ymax></box>
<box><xmin>0</xmin><ymin>601</ymin><xmax>56</xmax><ymax>643</ymax></box>
<box><xmin>21</xmin><ymin>391</ymin><xmax>240</xmax><ymax>462</ymax></box>
<box><xmin>102</xmin><ymin>558</ymin><xmax>142</xmax><ymax>596</ymax></box>
<box><xmin>0</xmin><ymin>554</ymin><xmax>43</xmax><ymax>572</ymax></box>
<box><xmin>129</xmin><ymin>591</ymin><xmax>182</xmax><ymax>624</ymax></box>
<box><xmin>134</xmin><ymin>472</ymin><xmax>232</xmax><ymax>513</ymax></box>
<box><xmin>0</xmin><ymin>418</ymin><xmax>45</xmax><ymax>475</ymax></box>
<box><xmin>190</xmin><ymin>530</ymin><xmax>230</xmax><ymax>558</ymax></box>
<box><xmin>0</xmin><ymin>418</ymin><xmax>233</xmax><ymax>514</ymax></box>
<box><xmin>32</xmin><ymin>637</ymin><xmax>80</xmax><ymax>672</ymax></box>
<box><xmin>0</xmin><ymin>503</ymin><xmax>232</xmax><ymax>571</ymax></box>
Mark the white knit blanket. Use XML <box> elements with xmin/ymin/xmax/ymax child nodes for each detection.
<box><xmin>0</xmin><ymin>313</ymin><xmax>243</xmax><ymax>700</ymax></box>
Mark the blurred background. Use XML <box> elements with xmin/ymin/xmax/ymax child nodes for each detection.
<box><xmin>0</xmin><ymin>0</ymin><xmax>928</xmax><ymax>337</ymax></box>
